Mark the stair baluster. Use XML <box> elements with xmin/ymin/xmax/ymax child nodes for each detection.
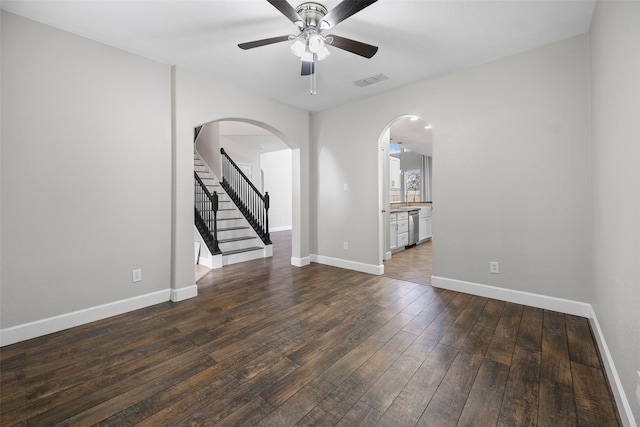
<box><xmin>194</xmin><ymin>171</ymin><xmax>222</xmax><ymax>255</ymax></box>
<box><xmin>220</xmin><ymin>148</ymin><xmax>271</xmax><ymax>245</ymax></box>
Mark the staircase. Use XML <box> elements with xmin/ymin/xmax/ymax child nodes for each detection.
<box><xmin>194</xmin><ymin>152</ymin><xmax>272</xmax><ymax>267</ymax></box>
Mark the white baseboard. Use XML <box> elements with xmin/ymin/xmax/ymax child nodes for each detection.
<box><xmin>264</xmin><ymin>245</ymin><xmax>273</xmax><ymax>257</ymax></box>
<box><xmin>171</xmin><ymin>284</ymin><xmax>198</xmax><ymax>302</ymax></box>
<box><xmin>587</xmin><ymin>306</ymin><xmax>637</xmax><ymax>427</ymax></box>
<box><xmin>431</xmin><ymin>276</ymin><xmax>591</xmax><ymax>317</ymax></box>
<box><xmin>291</xmin><ymin>256</ymin><xmax>310</xmax><ymax>267</ymax></box>
<box><xmin>198</xmin><ymin>255</ymin><xmax>213</xmax><ymax>268</ymax></box>
<box><xmin>0</xmin><ymin>289</ymin><xmax>171</xmax><ymax>347</ymax></box>
<box><xmin>431</xmin><ymin>275</ymin><xmax>636</xmax><ymax>427</ymax></box>
<box><xmin>310</xmin><ymin>254</ymin><xmax>384</xmax><ymax>276</ymax></box>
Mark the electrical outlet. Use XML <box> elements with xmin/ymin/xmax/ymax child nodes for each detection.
<box><xmin>132</xmin><ymin>269</ymin><xmax>142</xmax><ymax>283</ymax></box>
<box><xmin>343</xmin><ymin>242</ymin><xmax>348</xmax><ymax>250</ymax></box>
<box><xmin>490</xmin><ymin>261</ymin><xmax>500</xmax><ymax>274</ymax></box>
<box><xmin>343</xmin><ymin>183</ymin><xmax>348</xmax><ymax>191</ymax></box>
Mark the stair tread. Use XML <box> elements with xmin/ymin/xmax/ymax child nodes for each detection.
<box><xmin>218</xmin><ymin>226</ymin><xmax>250</xmax><ymax>231</ymax></box>
<box><xmin>219</xmin><ymin>236</ymin><xmax>257</xmax><ymax>243</ymax></box>
<box><xmin>222</xmin><ymin>247</ymin><xmax>264</xmax><ymax>256</ymax></box>
<box><xmin>217</xmin><ymin>217</ymin><xmax>243</xmax><ymax>221</ymax></box>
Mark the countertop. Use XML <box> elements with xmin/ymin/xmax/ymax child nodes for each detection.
<box><xmin>390</xmin><ymin>207</ymin><xmax>424</xmax><ymax>213</ymax></box>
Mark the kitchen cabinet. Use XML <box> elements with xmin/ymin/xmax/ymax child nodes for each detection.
<box><xmin>419</xmin><ymin>206</ymin><xmax>432</xmax><ymax>242</ymax></box>
<box><xmin>390</xmin><ymin>211</ymin><xmax>409</xmax><ymax>252</ymax></box>
<box><xmin>390</xmin><ymin>213</ymin><xmax>397</xmax><ymax>252</ymax></box>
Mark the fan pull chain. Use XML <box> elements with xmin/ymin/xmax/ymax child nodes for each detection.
<box><xmin>310</xmin><ymin>53</ymin><xmax>317</xmax><ymax>95</ymax></box>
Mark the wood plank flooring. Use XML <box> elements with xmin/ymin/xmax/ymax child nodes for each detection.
<box><xmin>383</xmin><ymin>240</ymin><xmax>432</xmax><ymax>286</ymax></box>
<box><xmin>1</xmin><ymin>231</ymin><xmax>621</xmax><ymax>426</ymax></box>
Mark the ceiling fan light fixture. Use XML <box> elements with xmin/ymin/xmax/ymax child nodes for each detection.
<box><xmin>291</xmin><ymin>30</ymin><xmax>330</xmax><ymax>61</ymax></box>
<box><xmin>290</xmin><ymin>36</ymin><xmax>307</xmax><ymax>57</ymax></box>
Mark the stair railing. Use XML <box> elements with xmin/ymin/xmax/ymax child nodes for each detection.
<box><xmin>220</xmin><ymin>148</ymin><xmax>271</xmax><ymax>245</ymax></box>
<box><xmin>194</xmin><ymin>171</ymin><xmax>222</xmax><ymax>255</ymax></box>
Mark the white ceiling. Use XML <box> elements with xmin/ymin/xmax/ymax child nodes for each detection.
<box><xmin>3</xmin><ymin>0</ymin><xmax>596</xmax><ymax>115</ymax></box>
<box><xmin>2</xmin><ymin>0</ymin><xmax>595</xmax><ymax>154</ymax></box>
<box><xmin>390</xmin><ymin>116</ymin><xmax>433</xmax><ymax>157</ymax></box>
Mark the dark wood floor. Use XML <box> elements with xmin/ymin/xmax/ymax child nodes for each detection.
<box><xmin>1</xmin><ymin>231</ymin><xmax>621</xmax><ymax>426</ymax></box>
<box><xmin>383</xmin><ymin>240</ymin><xmax>433</xmax><ymax>286</ymax></box>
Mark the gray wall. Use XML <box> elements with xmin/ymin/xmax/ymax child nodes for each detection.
<box><xmin>262</xmin><ymin>150</ymin><xmax>293</xmax><ymax>230</ymax></box>
<box><xmin>590</xmin><ymin>1</ymin><xmax>640</xmax><ymax>422</ymax></box>
<box><xmin>1</xmin><ymin>12</ymin><xmax>311</xmax><ymax>333</ymax></box>
<box><xmin>1</xmin><ymin>12</ymin><xmax>172</xmax><ymax>327</ymax></box>
<box><xmin>311</xmin><ymin>35</ymin><xmax>591</xmax><ymax>302</ymax></box>
<box><xmin>195</xmin><ymin>121</ymin><xmax>221</xmax><ymax>180</ymax></box>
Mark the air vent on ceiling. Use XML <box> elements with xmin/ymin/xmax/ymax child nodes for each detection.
<box><xmin>354</xmin><ymin>73</ymin><xmax>388</xmax><ymax>88</ymax></box>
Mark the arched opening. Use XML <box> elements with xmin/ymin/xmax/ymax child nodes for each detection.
<box><xmin>193</xmin><ymin>118</ymin><xmax>293</xmax><ymax>276</ymax></box>
<box><xmin>378</xmin><ymin>115</ymin><xmax>434</xmax><ymax>285</ymax></box>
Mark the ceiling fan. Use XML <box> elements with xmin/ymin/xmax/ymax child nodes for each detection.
<box><xmin>238</xmin><ymin>0</ymin><xmax>379</xmax><ymax>93</ymax></box>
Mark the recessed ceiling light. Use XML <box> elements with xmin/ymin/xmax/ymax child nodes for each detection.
<box><xmin>424</xmin><ymin>125</ymin><xmax>432</xmax><ymax>129</ymax></box>
<box><xmin>410</xmin><ymin>117</ymin><xmax>419</xmax><ymax>121</ymax></box>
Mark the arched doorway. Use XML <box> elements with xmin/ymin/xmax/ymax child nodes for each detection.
<box><xmin>378</xmin><ymin>115</ymin><xmax>434</xmax><ymax>285</ymax></box>
<box><xmin>194</xmin><ymin>119</ymin><xmax>293</xmax><ymax>276</ymax></box>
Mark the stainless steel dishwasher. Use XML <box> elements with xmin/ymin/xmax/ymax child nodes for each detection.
<box><xmin>408</xmin><ymin>209</ymin><xmax>419</xmax><ymax>246</ymax></box>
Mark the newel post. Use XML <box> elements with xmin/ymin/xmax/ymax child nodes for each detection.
<box><xmin>264</xmin><ymin>192</ymin><xmax>271</xmax><ymax>244</ymax></box>
<box><xmin>211</xmin><ymin>191</ymin><xmax>221</xmax><ymax>255</ymax></box>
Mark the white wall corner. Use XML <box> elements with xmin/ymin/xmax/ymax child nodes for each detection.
<box><xmin>171</xmin><ymin>284</ymin><xmax>198</xmax><ymax>302</ymax></box>
<box><xmin>587</xmin><ymin>307</ymin><xmax>638</xmax><ymax>427</ymax></box>
<box><xmin>431</xmin><ymin>275</ymin><xmax>636</xmax><ymax>426</ymax></box>
<box><xmin>291</xmin><ymin>256</ymin><xmax>311</xmax><ymax>267</ymax></box>
<box><xmin>0</xmin><ymin>289</ymin><xmax>171</xmax><ymax>347</ymax></box>
<box><xmin>310</xmin><ymin>254</ymin><xmax>384</xmax><ymax>276</ymax></box>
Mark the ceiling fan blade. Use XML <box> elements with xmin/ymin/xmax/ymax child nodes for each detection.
<box><xmin>322</xmin><ymin>0</ymin><xmax>378</xmax><ymax>28</ymax></box>
<box><xmin>327</xmin><ymin>35</ymin><xmax>378</xmax><ymax>58</ymax></box>
<box><xmin>238</xmin><ymin>35</ymin><xmax>290</xmax><ymax>50</ymax></box>
<box><xmin>301</xmin><ymin>61</ymin><xmax>315</xmax><ymax>76</ymax></box>
<box><xmin>267</xmin><ymin>0</ymin><xmax>303</xmax><ymax>25</ymax></box>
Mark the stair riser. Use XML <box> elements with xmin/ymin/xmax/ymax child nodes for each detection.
<box><xmin>218</xmin><ymin>229</ymin><xmax>253</xmax><ymax>240</ymax></box>
<box><xmin>222</xmin><ymin>249</ymin><xmax>266</xmax><ymax>266</ymax></box>
<box><xmin>219</xmin><ymin>240</ymin><xmax>261</xmax><ymax>252</ymax></box>
<box><xmin>217</xmin><ymin>219</ymin><xmax>249</xmax><ymax>228</ymax></box>
<box><xmin>199</xmin><ymin>210</ymin><xmax>240</xmax><ymax>220</ymax></box>
<box><xmin>216</xmin><ymin>210</ymin><xmax>240</xmax><ymax>219</ymax></box>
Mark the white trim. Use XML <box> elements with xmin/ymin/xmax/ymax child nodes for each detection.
<box><xmin>587</xmin><ymin>306</ymin><xmax>637</xmax><ymax>427</ymax></box>
<box><xmin>270</xmin><ymin>225</ymin><xmax>293</xmax><ymax>232</ymax></box>
<box><xmin>171</xmin><ymin>284</ymin><xmax>198</xmax><ymax>302</ymax></box>
<box><xmin>0</xmin><ymin>289</ymin><xmax>171</xmax><ymax>347</ymax></box>
<box><xmin>291</xmin><ymin>256</ymin><xmax>310</xmax><ymax>267</ymax></box>
<box><xmin>431</xmin><ymin>276</ymin><xmax>591</xmax><ymax>317</ymax></box>
<box><xmin>198</xmin><ymin>256</ymin><xmax>213</xmax><ymax>268</ymax></box>
<box><xmin>431</xmin><ymin>275</ymin><xmax>637</xmax><ymax>427</ymax></box>
<box><xmin>310</xmin><ymin>254</ymin><xmax>384</xmax><ymax>276</ymax></box>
